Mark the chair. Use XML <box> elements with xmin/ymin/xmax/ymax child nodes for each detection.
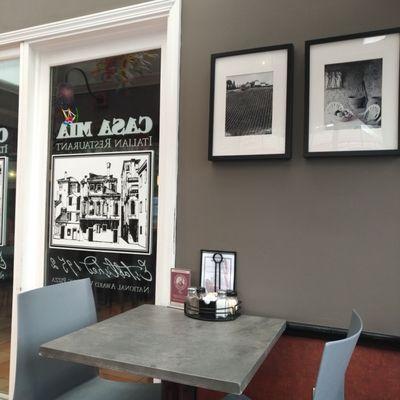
<box><xmin>13</xmin><ymin>278</ymin><xmax>161</xmax><ymax>400</ymax></box>
<box><xmin>223</xmin><ymin>310</ymin><xmax>363</xmax><ymax>400</ymax></box>
<box><xmin>313</xmin><ymin>310</ymin><xmax>363</xmax><ymax>400</ymax></box>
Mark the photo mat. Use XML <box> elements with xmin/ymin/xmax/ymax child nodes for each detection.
<box><xmin>49</xmin><ymin>151</ymin><xmax>153</xmax><ymax>254</ymax></box>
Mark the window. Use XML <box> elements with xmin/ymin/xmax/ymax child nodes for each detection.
<box><xmin>130</xmin><ymin>201</ymin><xmax>135</xmax><ymax>215</ymax></box>
<box><xmin>0</xmin><ymin>57</ymin><xmax>19</xmax><ymax>396</ymax></box>
<box><xmin>2</xmin><ymin>6</ymin><xmax>180</xmax><ymax>391</ymax></box>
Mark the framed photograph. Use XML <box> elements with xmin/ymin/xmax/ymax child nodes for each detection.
<box><xmin>209</xmin><ymin>44</ymin><xmax>293</xmax><ymax>160</ymax></box>
<box><xmin>49</xmin><ymin>150</ymin><xmax>153</xmax><ymax>254</ymax></box>
<box><xmin>170</xmin><ymin>268</ymin><xmax>191</xmax><ymax>308</ymax></box>
<box><xmin>305</xmin><ymin>28</ymin><xmax>400</xmax><ymax>157</ymax></box>
<box><xmin>0</xmin><ymin>157</ymin><xmax>8</xmax><ymax>246</ymax></box>
<box><xmin>200</xmin><ymin>250</ymin><xmax>236</xmax><ymax>292</ymax></box>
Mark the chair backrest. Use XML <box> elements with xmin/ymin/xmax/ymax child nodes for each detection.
<box><xmin>13</xmin><ymin>279</ymin><xmax>98</xmax><ymax>400</ymax></box>
<box><xmin>313</xmin><ymin>310</ymin><xmax>363</xmax><ymax>400</ymax></box>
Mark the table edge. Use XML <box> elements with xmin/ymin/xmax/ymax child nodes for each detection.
<box><xmin>39</xmin><ymin>310</ymin><xmax>287</xmax><ymax>395</ymax></box>
<box><xmin>39</xmin><ymin>345</ymin><xmax>243</xmax><ymax>394</ymax></box>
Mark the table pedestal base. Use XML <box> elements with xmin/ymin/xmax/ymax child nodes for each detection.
<box><xmin>162</xmin><ymin>381</ymin><xmax>197</xmax><ymax>400</ymax></box>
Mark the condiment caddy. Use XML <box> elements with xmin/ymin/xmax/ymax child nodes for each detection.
<box><xmin>184</xmin><ymin>287</ymin><xmax>241</xmax><ymax>321</ymax></box>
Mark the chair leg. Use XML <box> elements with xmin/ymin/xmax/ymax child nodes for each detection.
<box><xmin>161</xmin><ymin>381</ymin><xmax>196</xmax><ymax>400</ymax></box>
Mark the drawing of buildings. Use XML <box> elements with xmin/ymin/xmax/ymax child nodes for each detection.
<box><xmin>120</xmin><ymin>157</ymin><xmax>149</xmax><ymax>249</ymax></box>
<box><xmin>80</xmin><ymin>162</ymin><xmax>121</xmax><ymax>243</ymax></box>
<box><xmin>53</xmin><ymin>173</ymin><xmax>81</xmax><ymax>240</ymax></box>
<box><xmin>52</xmin><ymin>153</ymin><xmax>151</xmax><ymax>252</ymax></box>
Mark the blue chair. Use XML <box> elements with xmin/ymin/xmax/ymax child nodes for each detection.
<box><xmin>223</xmin><ymin>310</ymin><xmax>363</xmax><ymax>400</ymax></box>
<box><xmin>13</xmin><ymin>278</ymin><xmax>161</xmax><ymax>400</ymax></box>
<box><xmin>313</xmin><ymin>310</ymin><xmax>363</xmax><ymax>400</ymax></box>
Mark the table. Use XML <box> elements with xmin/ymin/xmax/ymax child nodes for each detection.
<box><xmin>39</xmin><ymin>304</ymin><xmax>286</xmax><ymax>399</ymax></box>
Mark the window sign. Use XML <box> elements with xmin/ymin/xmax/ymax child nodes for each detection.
<box><xmin>46</xmin><ymin>51</ymin><xmax>161</xmax><ymax>316</ymax></box>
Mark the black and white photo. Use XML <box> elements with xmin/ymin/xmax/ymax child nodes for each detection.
<box><xmin>225</xmin><ymin>72</ymin><xmax>273</xmax><ymax>136</ymax></box>
<box><xmin>50</xmin><ymin>151</ymin><xmax>153</xmax><ymax>254</ymax></box>
<box><xmin>209</xmin><ymin>44</ymin><xmax>293</xmax><ymax>160</ymax></box>
<box><xmin>324</xmin><ymin>59</ymin><xmax>382</xmax><ymax>131</ymax></box>
<box><xmin>305</xmin><ymin>29</ymin><xmax>400</xmax><ymax>156</ymax></box>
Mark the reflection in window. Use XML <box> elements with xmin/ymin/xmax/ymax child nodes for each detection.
<box><xmin>0</xmin><ymin>58</ymin><xmax>19</xmax><ymax>395</ymax></box>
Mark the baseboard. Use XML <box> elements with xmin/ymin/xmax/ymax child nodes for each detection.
<box><xmin>285</xmin><ymin>321</ymin><xmax>400</xmax><ymax>350</ymax></box>
<box><xmin>0</xmin><ymin>393</ymin><xmax>9</xmax><ymax>399</ymax></box>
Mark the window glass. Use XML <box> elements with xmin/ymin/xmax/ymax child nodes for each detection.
<box><xmin>46</xmin><ymin>51</ymin><xmax>161</xmax><ymax>320</ymax></box>
<box><xmin>0</xmin><ymin>58</ymin><xmax>19</xmax><ymax>395</ymax></box>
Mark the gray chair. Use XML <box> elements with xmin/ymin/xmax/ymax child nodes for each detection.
<box><xmin>313</xmin><ymin>310</ymin><xmax>363</xmax><ymax>400</ymax></box>
<box><xmin>13</xmin><ymin>278</ymin><xmax>161</xmax><ymax>400</ymax></box>
<box><xmin>223</xmin><ymin>310</ymin><xmax>363</xmax><ymax>400</ymax></box>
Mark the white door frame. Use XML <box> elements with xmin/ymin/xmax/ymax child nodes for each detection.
<box><xmin>0</xmin><ymin>1</ymin><xmax>181</xmax><ymax>397</ymax></box>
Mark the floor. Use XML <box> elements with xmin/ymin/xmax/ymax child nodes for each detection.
<box><xmin>0</xmin><ymin>285</ymin><xmax>150</xmax><ymax>396</ymax></box>
<box><xmin>0</xmin><ymin>321</ymin><xmax>10</xmax><ymax>394</ymax></box>
<box><xmin>0</xmin><ymin>280</ymin><xmax>12</xmax><ymax>395</ymax></box>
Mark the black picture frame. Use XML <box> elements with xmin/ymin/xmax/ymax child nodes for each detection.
<box><xmin>208</xmin><ymin>44</ymin><xmax>294</xmax><ymax>161</ymax></box>
<box><xmin>200</xmin><ymin>249</ymin><xmax>237</xmax><ymax>292</ymax></box>
<box><xmin>304</xmin><ymin>27</ymin><xmax>400</xmax><ymax>158</ymax></box>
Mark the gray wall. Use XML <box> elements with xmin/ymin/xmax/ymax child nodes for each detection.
<box><xmin>1</xmin><ymin>0</ymin><xmax>400</xmax><ymax>335</ymax></box>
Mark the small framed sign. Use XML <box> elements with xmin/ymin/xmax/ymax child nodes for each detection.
<box><xmin>200</xmin><ymin>250</ymin><xmax>236</xmax><ymax>292</ymax></box>
<box><xmin>209</xmin><ymin>44</ymin><xmax>293</xmax><ymax>160</ymax></box>
<box><xmin>170</xmin><ymin>268</ymin><xmax>191</xmax><ymax>308</ymax></box>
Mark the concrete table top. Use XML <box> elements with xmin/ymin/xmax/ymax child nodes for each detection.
<box><xmin>39</xmin><ymin>304</ymin><xmax>286</xmax><ymax>394</ymax></box>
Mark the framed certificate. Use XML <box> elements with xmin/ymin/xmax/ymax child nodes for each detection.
<box><xmin>170</xmin><ymin>268</ymin><xmax>191</xmax><ymax>308</ymax></box>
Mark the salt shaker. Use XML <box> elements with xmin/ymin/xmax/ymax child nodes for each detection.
<box><xmin>226</xmin><ymin>290</ymin><xmax>238</xmax><ymax>315</ymax></box>
<box><xmin>216</xmin><ymin>290</ymin><xmax>228</xmax><ymax>319</ymax></box>
<box><xmin>185</xmin><ymin>287</ymin><xmax>199</xmax><ymax>315</ymax></box>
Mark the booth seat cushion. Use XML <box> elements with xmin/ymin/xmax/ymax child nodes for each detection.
<box><xmin>56</xmin><ymin>377</ymin><xmax>161</xmax><ymax>400</ymax></box>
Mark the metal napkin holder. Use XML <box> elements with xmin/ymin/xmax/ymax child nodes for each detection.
<box><xmin>184</xmin><ymin>300</ymin><xmax>241</xmax><ymax>322</ymax></box>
